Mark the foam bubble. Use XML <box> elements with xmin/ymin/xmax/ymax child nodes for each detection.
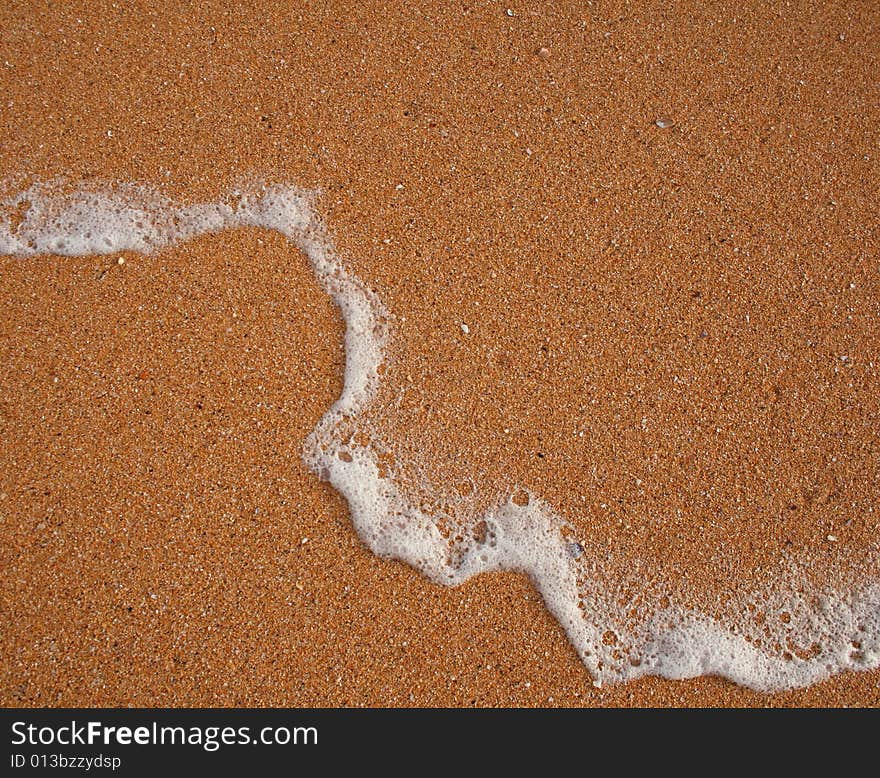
<box><xmin>2</xmin><ymin>179</ymin><xmax>877</xmax><ymax>691</ymax></box>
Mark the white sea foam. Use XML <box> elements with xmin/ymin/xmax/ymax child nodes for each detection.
<box><xmin>2</xmin><ymin>179</ymin><xmax>877</xmax><ymax>691</ymax></box>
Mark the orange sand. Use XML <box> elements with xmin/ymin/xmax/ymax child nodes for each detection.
<box><xmin>1</xmin><ymin>1</ymin><xmax>878</xmax><ymax>706</ymax></box>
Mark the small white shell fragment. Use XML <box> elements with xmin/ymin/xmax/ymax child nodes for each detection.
<box><xmin>655</xmin><ymin>117</ymin><xmax>674</xmax><ymax>129</ymax></box>
<box><xmin>460</xmin><ymin>323</ymin><xmax>470</xmax><ymax>335</ymax></box>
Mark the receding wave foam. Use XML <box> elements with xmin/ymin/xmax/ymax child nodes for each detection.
<box><xmin>2</xmin><ymin>179</ymin><xmax>877</xmax><ymax>691</ymax></box>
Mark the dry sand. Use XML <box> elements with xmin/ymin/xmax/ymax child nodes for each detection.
<box><xmin>2</xmin><ymin>1</ymin><xmax>879</xmax><ymax>706</ymax></box>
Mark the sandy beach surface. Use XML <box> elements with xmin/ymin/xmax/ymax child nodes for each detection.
<box><xmin>2</xmin><ymin>1</ymin><xmax>878</xmax><ymax>706</ymax></box>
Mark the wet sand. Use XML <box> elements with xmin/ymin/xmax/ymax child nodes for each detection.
<box><xmin>2</xmin><ymin>1</ymin><xmax>879</xmax><ymax>705</ymax></box>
